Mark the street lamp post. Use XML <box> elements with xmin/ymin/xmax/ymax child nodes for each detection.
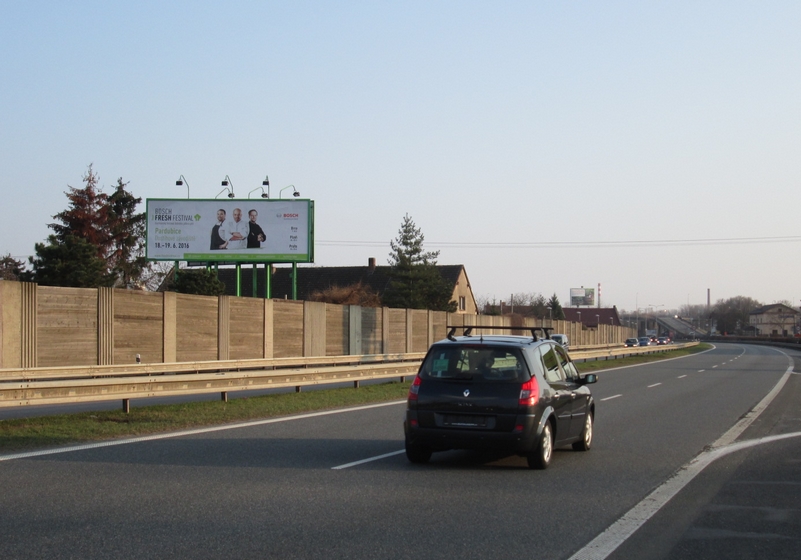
<box><xmin>596</xmin><ymin>314</ymin><xmax>600</xmax><ymax>345</ymax></box>
<box><xmin>648</xmin><ymin>304</ymin><xmax>664</xmax><ymax>336</ymax></box>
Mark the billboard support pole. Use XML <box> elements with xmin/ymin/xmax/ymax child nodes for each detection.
<box><xmin>265</xmin><ymin>263</ymin><xmax>272</xmax><ymax>299</ymax></box>
<box><xmin>252</xmin><ymin>263</ymin><xmax>258</xmax><ymax>298</ymax></box>
<box><xmin>292</xmin><ymin>262</ymin><xmax>298</xmax><ymax>300</ymax></box>
<box><xmin>235</xmin><ymin>264</ymin><xmax>241</xmax><ymax>297</ymax></box>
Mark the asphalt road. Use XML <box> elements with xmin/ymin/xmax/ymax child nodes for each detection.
<box><xmin>0</xmin><ymin>343</ymin><xmax>797</xmax><ymax>559</ymax></box>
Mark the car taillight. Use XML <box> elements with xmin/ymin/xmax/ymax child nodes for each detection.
<box><xmin>519</xmin><ymin>377</ymin><xmax>539</xmax><ymax>406</ymax></box>
<box><xmin>408</xmin><ymin>375</ymin><xmax>422</xmax><ymax>401</ymax></box>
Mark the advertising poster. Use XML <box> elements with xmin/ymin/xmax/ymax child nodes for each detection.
<box><xmin>146</xmin><ymin>199</ymin><xmax>314</xmax><ymax>262</ymax></box>
<box><xmin>570</xmin><ymin>288</ymin><xmax>595</xmax><ymax>307</ymax></box>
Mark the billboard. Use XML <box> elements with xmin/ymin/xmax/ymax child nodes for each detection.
<box><xmin>570</xmin><ymin>288</ymin><xmax>595</xmax><ymax>307</ymax></box>
<box><xmin>146</xmin><ymin>199</ymin><xmax>314</xmax><ymax>262</ymax></box>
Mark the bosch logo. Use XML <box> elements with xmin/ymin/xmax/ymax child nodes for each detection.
<box><xmin>283</xmin><ymin>213</ymin><xmax>299</xmax><ymax>218</ymax></box>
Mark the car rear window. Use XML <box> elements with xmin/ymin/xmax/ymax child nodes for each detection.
<box><xmin>420</xmin><ymin>345</ymin><xmax>529</xmax><ymax>382</ymax></box>
<box><xmin>538</xmin><ymin>344</ymin><xmax>564</xmax><ymax>383</ymax></box>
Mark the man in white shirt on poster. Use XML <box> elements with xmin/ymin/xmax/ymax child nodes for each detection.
<box><xmin>220</xmin><ymin>208</ymin><xmax>248</xmax><ymax>250</ymax></box>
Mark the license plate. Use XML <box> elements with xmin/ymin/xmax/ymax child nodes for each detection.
<box><xmin>443</xmin><ymin>415</ymin><xmax>489</xmax><ymax>427</ymax></box>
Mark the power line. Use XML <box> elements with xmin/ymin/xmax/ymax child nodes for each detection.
<box><xmin>317</xmin><ymin>235</ymin><xmax>801</xmax><ymax>249</ymax></box>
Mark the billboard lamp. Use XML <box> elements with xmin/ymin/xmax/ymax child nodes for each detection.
<box><xmin>217</xmin><ymin>175</ymin><xmax>235</xmax><ymax>198</ymax></box>
<box><xmin>175</xmin><ymin>175</ymin><xmax>190</xmax><ymax>198</ymax></box>
<box><xmin>248</xmin><ymin>176</ymin><xmax>270</xmax><ymax>198</ymax></box>
<box><xmin>248</xmin><ymin>187</ymin><xmax>269</xmax><ymax>199</ymax></box>
<box><xmin>279</xmin><ymin>185</ymin><xmax>300</xmax><ymax>198</ymax></box>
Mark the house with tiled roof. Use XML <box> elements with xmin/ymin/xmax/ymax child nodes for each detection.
<box><xmin>749</xmin><ymin>303</ymin><xmax>798</xmax><ymax>336</ymax></box>
<box><xmin>212</xmin><ymin>257</ymin><xmax>478</xmax><ymax>314</ymax></box>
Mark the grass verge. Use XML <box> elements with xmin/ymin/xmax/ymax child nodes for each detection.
<box><xmin>576</xmin><ymin>342</ymin><xmax>712</xmax><ymax>372</ymax></box>
<box><xmin>0</xmin><ymin>343</ymin><xmax>712</xmax><ymax>454</ymax></box>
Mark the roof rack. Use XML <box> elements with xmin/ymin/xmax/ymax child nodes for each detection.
<box><xmin>446</xmin><ymin>325</ymin><xmax>553</xmax><ymax>342</ymax></box>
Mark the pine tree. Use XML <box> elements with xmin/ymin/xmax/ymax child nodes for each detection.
<box><xmin>26</xmin><ymin>235</ymin><xmax>116</xmax><ymax>287</ymax></box>
<box><xmin>388</xmin><ymin>214</ymin><xmax>440</xmax><ymax>268</ymax></box>
<box><xmin>0</xmin><ymin>254</ymin><xmax>26</xmax><ymax>281</ymax></box>
<box><xmin>383</xmin><ymin>214</ymin><xmax>456</xmax><ymax>312</ymax></box>
<box><xmin>531</xmin><ymin>294</ymin><xmax>549</xmax><ymax>318</ymax></box>
<box><xmin>547</xmin><ymin>293</ymin><xmax>565</xmax><ymax>320</ymax></box>
<box><xmin>29</xmin><ymin>166</ymin><xmax>149</xmax><ymax>288</ymax></box>
<box><xmin>107</xmin><ymin>177</ymin><xmax>147</xmax><ymax>288</ymax></box>
<box><xmin>49</xmin><ymin>164</ymin><xmax>110</xmax><ymax>253</ymax></box>
<box><xmin>170</xmin><ymin>268</ymin><xmax>226</xmax><ymax>296</ymax></box>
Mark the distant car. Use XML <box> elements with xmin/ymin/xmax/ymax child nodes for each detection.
<box><xmin>624</xmin><ymin>338</ymin><xmax>639</xmax><ymax>347</ymax></box>
<box><xmin>550</xmin><ymin>334</ymin><xmax>569</xmax><ymax>349</ymax></box>
<box><xmin>638</xmin><ymin>336</ymin><xmax>651</xmax><ymax>346</ymax></box>
<box><xmin>404</xmin><ymin>326</ymin><xmax>597</xmax><ymax>469</ymax></box>
<box><xmin>656</xmin><ymin>336</ymin><xmax>669</xmax><ymax>345</ymax></box>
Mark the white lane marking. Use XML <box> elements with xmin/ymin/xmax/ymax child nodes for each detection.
<box><xmin>647</xmin><ymin>383</ymin><xmax>662</xmax><ymax>388</ymax></box>
<box><xmin>0</xmin><ymin>400</ymin><xmax>407</xmax><ymax>463</ymax></box>
<box><xmin>713</xmin><ymin>361</ymin><xmax>794</xmax><ymax>448</ymax></box>
<box><xmin>568</xmin><ymin>359</ymin><xmax>795</xmax><ymax>560</ymax></box>
<box><xmin>601</xmin><ymin>394</ymin><xmax>622</xmax><ymax>401</ymax></box>
<box><xmin>568</xmin><ymin>431</ymin><xmax>801</xmax><ymax>560</ymax></box>
<box><xmin>712</xmin><ymin>365</ymin><xmax>718</xmax><ymax>368</ymax></box>
<box><xmin>698</xmin><ymin>369</ymin><xmax>705</xmax><ymax>372</ymax></box>
<box><xmin>678</xmin><ymin>375</ymin><xmax>687</xmax><ymax>379</ymax></box>
<box><xmin>332</xmin><ymin>450</ymin><xmax>406</xmax><ymax>470</ymax></box>
<box><xmin>578</xmin><ymin>344</ymin><xmax>716</xmax><ymax>375</ymax></box>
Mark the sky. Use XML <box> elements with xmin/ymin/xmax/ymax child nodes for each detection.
<box><xmin>1</xmin><ymin>1</ymin><xmax>800</xmax><ymax>312</ymax></box>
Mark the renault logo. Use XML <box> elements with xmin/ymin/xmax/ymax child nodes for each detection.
<box><xmin>463</xmin><ymin>389</ymin><xmax>470</xmax><ymax>397</ymax></box>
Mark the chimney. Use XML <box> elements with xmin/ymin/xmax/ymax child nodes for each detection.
<box><xmin>368</xmin><ymin>257</ymin><xmax>376</xmax><ymax>271</ymax></box>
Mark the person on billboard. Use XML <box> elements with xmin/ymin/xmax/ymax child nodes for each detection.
<box><xmin>221</xmin><ymin>208</ymin><xmax>248</xmax><ymax>250</ymax></box>
<box><xmin>247</xmin><ymin>209</ymin><xmax>266</xmax><ymax>248</ymax></box>
<box><xmin>210</xmin><ymin>209</ymin><xmax>228</xmax><ymax>250</ymax></box>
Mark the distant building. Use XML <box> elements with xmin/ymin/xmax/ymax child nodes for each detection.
<box><xmin>749</xmin><ymin>303</ymin><xmax>799</xmax><ymax>336</ymax></box>
<box><xmin>563</xmin><ymin>307</ymin><xmax>622</xmax><ymax>328</ymax></box>
<box><xmin>479</xmin><ymin>304</ymin><xmax>623</xmax><ymax>327</ymax></box>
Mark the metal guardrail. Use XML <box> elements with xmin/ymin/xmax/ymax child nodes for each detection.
<box><xmin>0</xmin><ymin>353</ymin><xmax>426</xmax><ymax>411</ymax></box>
<box><xmin>573</xmin><ymin>341</ymin><xmax>698</xmax><ymax>362</ymax></box>
<box><xmin>0</xmin><ymin>343</ymin><xmax>696</xmax><ymax>411</ymax></box>
<box><xmin>0</xmin><ymin>353</ymin><xmax>427</xmax><ymax>382</ymax></box>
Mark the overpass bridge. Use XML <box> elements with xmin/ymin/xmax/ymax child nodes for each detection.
<box><xmin>621</xmin><ymin>314</ymin><xmax>707</xmax><ymax>339</ymax></box>
<box><xmin>655</xmin><ymin>315</ymin><xmax>706</xmax><ymax>338</ymax></box>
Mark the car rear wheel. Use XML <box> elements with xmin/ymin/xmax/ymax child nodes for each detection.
<box><xmin>572</xmin><ymin>412</ymin><xmax>593</xmax><ymax>451</ymax></box>
<box><xmin>405</xmin><ymin>441</ymin><xmax>432</xmax><ymax>464</ymax></box>
<box><xmin>527</xmin><ymin>422</ymin><xmax>553</xmax><ymax>469</ymax></box>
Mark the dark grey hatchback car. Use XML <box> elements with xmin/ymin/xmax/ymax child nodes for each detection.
<box><xmin>404</xmin><ymin>326</ymin><xmax>597</xmax><ymax>469</ymax></box>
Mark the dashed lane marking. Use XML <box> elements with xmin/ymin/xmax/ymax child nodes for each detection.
<box><xmin>567</xmin><ymin>355</ymin><xmax>794</xmax><ymax>560</ymax></box>
<box><xmin>332</xmin><ymin>450</ymin><xmax>406</xmax><ymax>470</ymax></box>
<box><xmin>0</xmin><ymin>400</ymin><xmax>407</xmax><ymax>463</ymax></box>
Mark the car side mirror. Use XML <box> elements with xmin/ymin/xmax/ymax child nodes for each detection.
<box><xmin>580</xmin><ymin>373</ymin><xmax>597</xmax><ymax>385</ymax></box>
